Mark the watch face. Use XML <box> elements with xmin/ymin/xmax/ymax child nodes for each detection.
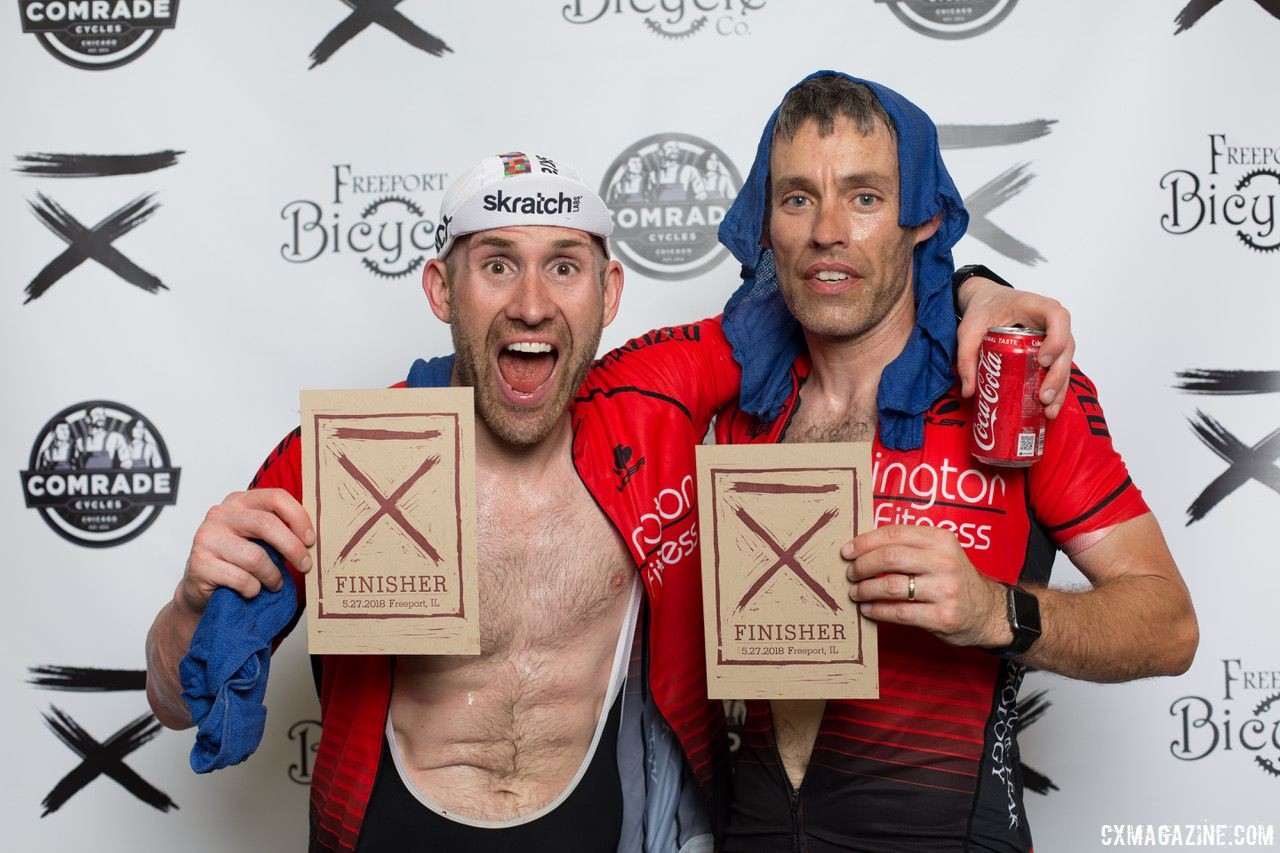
<box><xmin>1011</xmin><ymin>587</ymin><xmax>1042</xmax><ymax>635</ymax></box>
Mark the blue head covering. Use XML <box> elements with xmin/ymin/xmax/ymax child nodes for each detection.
<box><xmin>719</xmin><ymin>70</ymin><xmax>968</xmax><ymax>450</ymax></box>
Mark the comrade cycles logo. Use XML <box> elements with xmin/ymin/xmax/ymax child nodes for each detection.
<box><xmin>1161</xmin><ymin>135</ymin><xmax>1279</xmax><ymax>253</ymax></box>
<box><xmin>1171</xmin><ymin>658</ymin><xmax>1280</xmax><ymax>780</ymax></box>
<box><xmin>19</xmin><ymin>0</ymin><xmax>178</xmax><ymax>70</ymax></box>
<box><xmin>873</xmin><ymin>0</ymin><xmax>1019</xmax><ymax>39</ymax></box>
<box><xmin>601</xmin><ymin>134</ymin><xmax>742</xmax><ymax>281</ymax></box>
<box><xmin>279</xmin><ymin>163</ymin><xmax>448</xmax><ymax>280</ymax></box>
<box><xmin>561</xmin><ymin>0</ymin><xmax>766</xmax><ymax>39</ymax></box>
<box><xmin>1175</xmin><ymin>369</ymin><xmax>1280</xmax><ymax>524</ymax></box>
<box><xmin>20</xmin><ymin>401</ymin><xmax>180</xmax><ymax>547</ymax></box>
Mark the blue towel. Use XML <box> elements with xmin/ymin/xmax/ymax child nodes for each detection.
<box><xmin>179</xmin><ymin>542</ymin><xmax>296</xmax><ymax>773</ymax></box>
<box><xmin>178</xmin><ymin>354</ymin><xmax>457</xmax><ymax>772</ymax></box>
<box><xmin>718</xmin><ymin>70</ymin><xmax>969</xmax><ymax>450</ymax></box>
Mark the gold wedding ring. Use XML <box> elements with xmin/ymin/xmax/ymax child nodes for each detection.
<box><xmin>907</xmin><ymin>574</ymin><xmax>916</xmax><ymax>602</ymax></box>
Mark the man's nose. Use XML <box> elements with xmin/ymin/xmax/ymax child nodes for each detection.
<box><xmin>507</xmin><ymin>268</ymin><xmax>555</xmax><ymax>326</ymax></box>
<box><xmin>811</xmin><ymin>200</ymin><xmax>848</xmax><ymax>249</ymax></box>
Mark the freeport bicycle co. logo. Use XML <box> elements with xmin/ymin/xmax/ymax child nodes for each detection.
<box><xmin>20</xmin><ymin>401</ymin><xmax>180</xmax><ymax>547</ymax></box>
<box><xmin>600</xmin><ymin>134</ymin><xmax>741</xmax><ymax>281</ymax></box>
<box><xmin>873</xmin><ymin>0</ymin><xmax>1018</xmax><ymax>39</ymax></box>
<box><xmin>1161</xmin><ymin>135</ymin><xmax>1280</xmax><ymax>253</ymax></box>
<box><xmin>1170</xmin><ymin>658</ymin><xmax>1280</xmax><ymax>782</ymax></box>
<box><xmin>561</xmin><ymin>0</ymin><xmax>765</xmax><ymax>39</ymax></box>
<box><xmin>19</xmin><ymin>0</ymin><xmax>179</xmax><ymax>70</ymax></box>
<box><xmin>279</xmin><ymin>163</ymin><xmax>449</xmax><ymax>280</ymax></box>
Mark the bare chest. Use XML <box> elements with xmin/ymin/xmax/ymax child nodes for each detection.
<box><xmin>785</xmin><ymin>395</ymin><xmax>877</xmax><ymax>444</ymax></box>
<box><xmin>389</xmin><ymin>469</ymin><xmax>635</xmax><ymax>819</ymax></box>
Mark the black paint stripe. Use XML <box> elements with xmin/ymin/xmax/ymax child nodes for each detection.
<box><xmin>1174</xmin><ymin>369</ymin><xmax>1280</xmax><ymax>396</ymax></box>
<box><xmin>14</xmin><ymin>151</ymin><xmax>183</xmax><ymax>178</ymax></box>
<box><xmin>28</xmin><ymin>665</ymin><xmax>146</xmax><ymax>692</ymax></box>
<box><xmin>938</xmin><ymin>120</ymin><xmax>1056</xmax><ymax>150</ymax></box>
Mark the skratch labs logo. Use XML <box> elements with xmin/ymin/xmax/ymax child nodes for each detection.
<box><xmin>1161</xmin><ymin>135</ymin><xmax>1279</xmax><ymax>253</ymax></box>
<box><xmin>562</xmin><ymin>0</ymin><xmax>766</xmax><ymax>39</ymax></box>
<box><xmin>600</xmin><ymin>134</ymin><xmax>742</xmax><ymax>281</ymax></box>
<box><xmin>279</xmin><ymin>163</ymin><xmax>448</xmax><ymax>280</ymax></box>
<box><xmin>872</xmin><ymin>0</ymin><xmax>1019</xmax><ymax>39</ymax></box>
<box><xmin>20</xmin><ymin>401</ymin><xmax>181</xmax><ymax>547</ymax></box>
<box><xmin>1170</xmin><ymin>658</ymin><xmax>1280</xmax><ymax>781</ymax></box>
<box><xmin>19</xmin><ymin>0</ymin><xmax>179</xmax><ymax>69</ymax></box>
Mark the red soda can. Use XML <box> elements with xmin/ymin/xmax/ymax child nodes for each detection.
<box><xmin>971</xmin><ymin>327</ymin><xmax>1047</xmax><ymax>467</ymax></box>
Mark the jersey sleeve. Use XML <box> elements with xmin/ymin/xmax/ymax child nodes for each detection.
<box><xmin>588</xmin><ymin>315</ymin><xmax>741</xmax><ymax>432</ymax></box>
<box><xmin>246</xmin><ymin>426</ymin><xmax>308</xmax><ymax>620</ymax></box>
<box><xmin>1029</xmin><ymin>366</ymin><xmax>1150</xmax><ymax>550</ymax></box>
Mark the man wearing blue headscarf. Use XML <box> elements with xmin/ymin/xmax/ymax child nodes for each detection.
<box><xmin>714</xmin><ymin>71</ymin><xmax>1198</xmax><ymax>851</ymax></box>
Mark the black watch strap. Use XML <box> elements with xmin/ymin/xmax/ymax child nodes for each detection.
<box><xmin>985</xmin><ymin>583</ymin><xmax>1042</xmax><ymax>659</ymax></box>
<box><xmin>952</xmin><ymin>264</ymin><xmax>1014</xmax><ymax>318</ymax></box>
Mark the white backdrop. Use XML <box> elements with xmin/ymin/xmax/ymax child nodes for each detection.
<box><xmin>3</xmin><ymin>1</ymin><xmax>1278</xmax><ymax>850</ymax></box>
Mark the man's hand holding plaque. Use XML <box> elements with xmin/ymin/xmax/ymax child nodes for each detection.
<box><xmin>696</xmin><ymin>442</ymin><xmax>878</xmax><ymax>700</ymax></box>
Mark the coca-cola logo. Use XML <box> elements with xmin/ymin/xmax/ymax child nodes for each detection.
<box><xmin>973</xmin><ymin>348</ymin><xmax>1004</xmax><ymax>452</ymax></box>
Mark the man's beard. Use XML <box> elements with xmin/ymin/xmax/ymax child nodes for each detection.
<box><xmin>450</xmin><ymin>306</ymin><xmax>601</xmax><ymax>448</ymax></box>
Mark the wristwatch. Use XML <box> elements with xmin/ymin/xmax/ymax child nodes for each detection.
<box><xmin>951</xmin><ymin>264</ymin><xmax>1014</xmax><ymax>319</ymax></box>
<box><xmin>986</xmin><ymin>583</ymin><xmax>1041</xmax><ymax>659</ymax></box>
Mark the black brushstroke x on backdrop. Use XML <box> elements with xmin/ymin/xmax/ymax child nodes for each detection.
<box><xmin>311</xmin><ymin>0</ymin><xmax>453</xmax><ymax>68</ymax></box>
<box><xmin>1176</xmin><ymin>369</ymin><xmax>1280</xmax><ymax>523</ymax></box>
<box><xmin>17</xmin><ymin>151</ymin><xmax>181</xmax><ymax>303</ymax></box>
<box><xmin>24</xmin><ymin>194</ymin><xmax>167</xmax><ymax>303</ymax></box>
<box><xmin>29</xmin><ymin>665</ymin><xmax>176</xmax><ymax>816</ymax></box>
<box><xmin>938</xmin><ymin>120</ymin><xmax>1056</xmax><ymax>266</ymax></box>
<box><xmin>1175</xmin><ymin>0</ymin><xmax>1280</xmax><ymax>34</ymax></box>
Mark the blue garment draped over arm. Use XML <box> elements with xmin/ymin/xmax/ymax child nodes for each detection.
<box><xmin>178</xmin><ymin>355</ymin><xmax>456</xmax><ymax>772</ymax></box>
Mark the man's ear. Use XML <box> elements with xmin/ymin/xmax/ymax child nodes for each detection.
<box><xmin>913</xmin><ymin>212</ymin><xmax>943</xmax><ymax>246</ymax></box>
<box><xmin>423</xmin><ymin>258</ymin><xmax>451</xmax><ymax>323</ymax></box>
<box><xmin>601</xmin><ymin>259</ymin><xmax>624</xmax><ymax>328</ymax></box>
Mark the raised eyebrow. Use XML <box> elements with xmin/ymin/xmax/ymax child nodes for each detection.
<box><xmin>839</xmin><ymin>171</ymin><xmax>897</xmax><ymax>193</ymax></box>
<box><xmin>772</xmin><ymin>175</ymin><xmax>818</xmax><ymax>197</ymax></box>
<box><xmin>471</xmin><ymin>236</ymin><xmax>517</xmax><ymax>252</ymax></box>
<box><xmin>549</xmin><ymin>237</ymin><xmax>593</xmax><ymax>253</ymax></box>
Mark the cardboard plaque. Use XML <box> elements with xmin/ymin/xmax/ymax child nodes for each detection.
<box><xmin>301</xmin><ymin>388</ymin><xmax>479</xmax><ymax>655</ymax></box>
<box><xmin>697</xmin><ymin>442</ymin><xmax>877</xmax><ymax>699</ymax></box>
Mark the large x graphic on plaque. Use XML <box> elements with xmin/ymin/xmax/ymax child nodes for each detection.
<box><xmin>332</xmin><ymin>427</ymin><xmax>443</xmax><ymax>563</ymax></box>
<box><xmin>732</xmin><ymin>492</ymin><xmax>841</xmax><ymax>614</ymax></box>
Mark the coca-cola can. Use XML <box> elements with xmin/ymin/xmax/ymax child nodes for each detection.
<box><xmin>971</xmin><ymin>327</ymin><xmax>1047</xmax><ymax>467</ymax></box>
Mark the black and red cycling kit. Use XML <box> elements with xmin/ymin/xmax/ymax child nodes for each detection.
<box><xmin>713</xmin><ymin>354</ymin><xmax>1149</xmax><ymax>852</ymax></box>
<box><xmin>248</xmin><ymin>319</ymin><xmax>740</xmax><ymax>852</ymax></box>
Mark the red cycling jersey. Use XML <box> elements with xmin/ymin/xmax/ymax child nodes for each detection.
<box><xmin>714</xmin><ymin>355</ymin><xmax>1149</xmax><ymax>852</ymax></box>
<box><xmin>247</xmin><ymin>319</ymin><xmax>741</xmax><ymax>852</ymax></box>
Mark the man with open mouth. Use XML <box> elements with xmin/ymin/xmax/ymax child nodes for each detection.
<box><xmin>145</xmin><ymin>145</ymin><xmax>1075</xmax><ymax>852</ymax></box>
